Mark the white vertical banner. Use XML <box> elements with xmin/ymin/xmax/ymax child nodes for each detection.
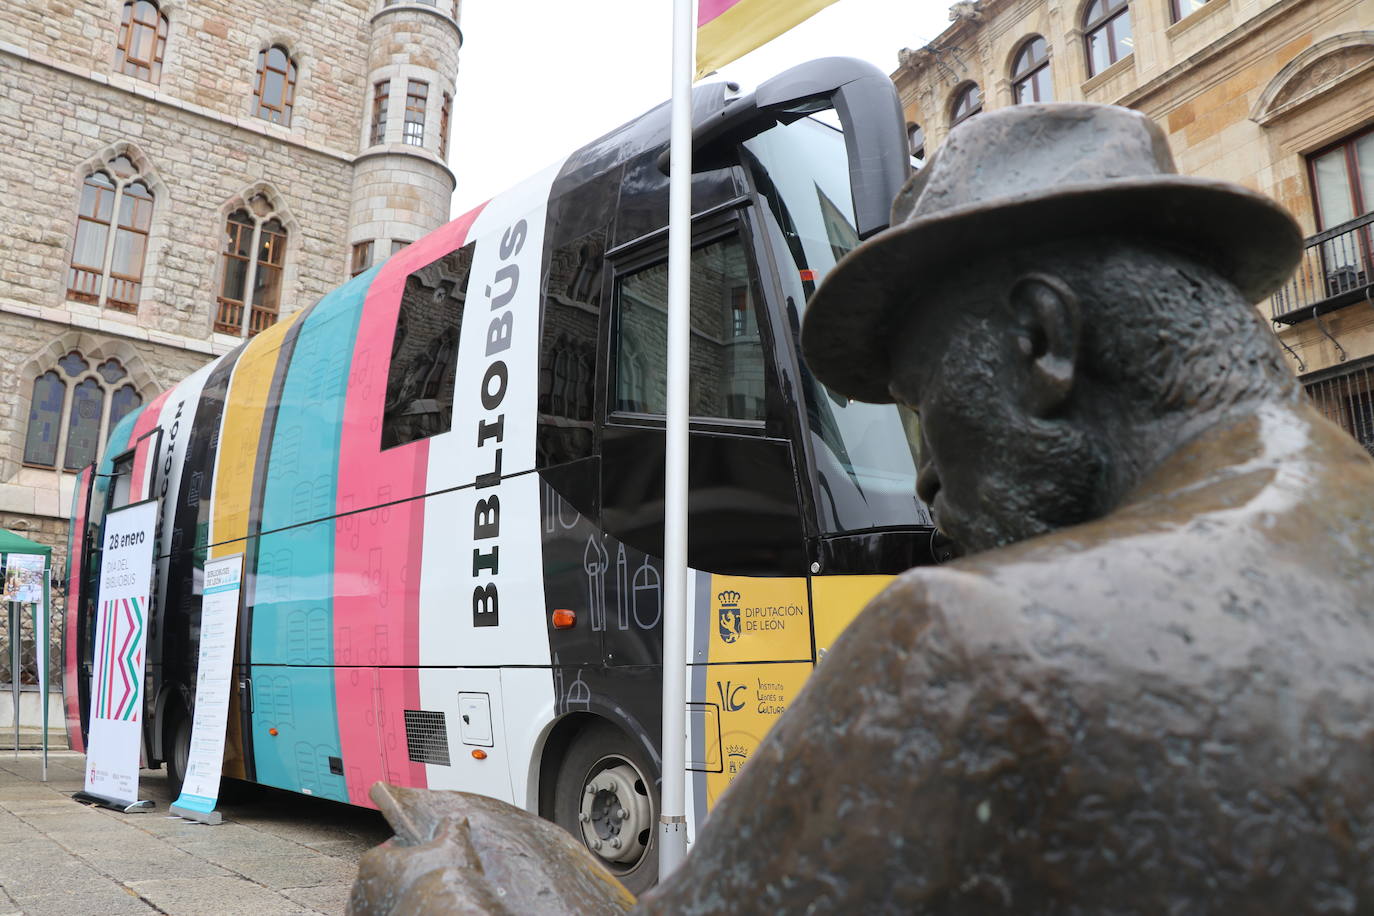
<box><xmin>82</xmin><ymin>500</ymin><xmax>158</xmax><ymax>810</ymax></box>
<box><xmin>170</xmin><ymin>554</ymin><xmax>242</xmax><ymax>825</ymax></box>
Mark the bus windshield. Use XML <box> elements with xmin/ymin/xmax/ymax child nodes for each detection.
<box><xmin>743</xmin><ymin>115</ymin><xmax>933</xmax><ymax>533</ymax></box>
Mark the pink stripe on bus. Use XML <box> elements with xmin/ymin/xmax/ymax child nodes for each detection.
<box><xmin>128</xmin><ymin>388</ymin><xmax>173</xmax><ymax>501</ymax></box>
<box><xmin>64</xmin><ymin>467</ymin><xmax>90</xmax><ymax>751</ymax></box>
<box><xmin>333</xmin><ymin>204</ymin><xmax>488</xmax><ymax>806</ymax></box>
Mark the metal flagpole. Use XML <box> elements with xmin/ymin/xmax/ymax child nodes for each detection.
<box><xmin>659</xmin><ymin>0</ymin><xmax>695</xmax><ymax>879</ymax></box>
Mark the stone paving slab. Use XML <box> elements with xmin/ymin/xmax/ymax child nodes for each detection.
<box><xmin>0</xmin><ymin>750</ymin><xmax>392</xmax><ymax>914</ymax></box>
<box><xmin>126</xmin><ymin>875</ymin><xmax>318</xmax><ymax>916</ymax></box>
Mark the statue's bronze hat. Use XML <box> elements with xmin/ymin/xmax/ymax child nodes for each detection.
<box><xmin>801</xmin><ymin>103</ymin><xmax>1303</xmax><ymax>404</ymax></box>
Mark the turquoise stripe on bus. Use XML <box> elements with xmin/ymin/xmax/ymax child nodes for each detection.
<box><xmin>247</xmin><ymin>269</ymin><xmax>371</xmax><ymax>800</ymax></box>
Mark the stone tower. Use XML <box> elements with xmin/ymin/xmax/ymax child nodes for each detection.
<box><xmin>350</xmin><ymin>0</ymin><xmax>462</xmax><ymax>273</ymax></box>
<box><xmin>0</xmin><ymin>0</ymin><xmax>462</xmax><ymax>717</ymax></box>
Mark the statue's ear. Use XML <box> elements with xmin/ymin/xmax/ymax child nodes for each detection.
<box><xmin>1009</xmin><ymin>273</ymin><xmax>1081</xmax><ymax>416</ymax></box>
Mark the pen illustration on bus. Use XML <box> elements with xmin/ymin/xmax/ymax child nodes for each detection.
<box><xmin>63</xmin><ymin>58</ymin><xmax>943</xmax><ymax>892</ymax></box>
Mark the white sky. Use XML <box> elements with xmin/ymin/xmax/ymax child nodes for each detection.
<box><xmin>447</xmin><ymin>0</ymin><xmax>952</xmax><ymax>214</ymax></box>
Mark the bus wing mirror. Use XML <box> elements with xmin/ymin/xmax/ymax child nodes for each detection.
<box><xmin>658</xmin><ymin>57</ymin><xmax>910</xmax><ymax>240</ymax></box>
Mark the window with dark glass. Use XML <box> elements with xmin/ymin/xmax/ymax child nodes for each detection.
<box><xmin>404</xmin><ymin>80</ymin><xmax>428</xmax><ymax>146</ymax></box>
<box><xmin>1308</xmin><ymin>127</ymin><xmax>1374</xmax><ymax>297</ymax></box>
<box><xmin>114</xmin><ymin>0</ymin><xmax>168</xmax><ymax>83</ymax></box>
<box><xmin>1085</xmin><ymin>0</ymin><xmax>1132</xmax><ymax>77</ymax></box>
<box><xmin>67</xmin><ymin>156</ymin><xmax>154</xmax><ymax>311</ymax></box>
<box><xmin>352</xmin><ymin>241</ymin><xmax>374</xmax><ymax>277</ymax></box>
<box><xmin>1012</xmin><ymin>36</ymin><xmax>1053</xmax><ymax>103</ymax></box>
<box><xmin>370</xmin><ymin>80</ymin><xmax>389</xmax><ymax>145</ymax></box>
<box><xmin>613</xmin><ymin>236</ymin><xmax>765</xmax><ymax>422</ymax></box>
<box><xmin>23</xmin><ymin>353</ymin><xmax>141</xmax><ymax>472</ymax></box>
<box><xmin>950</xmin><ymin>83</ymin><xmax>982</xmax><ymax>126</ymax></box>
<box><xmin>251</xmin><ymin>219</ymin><xmax>287</xmax><ymax>334</ymax></box>
<box><xmin>215</xmin><ymin>203</ymin><xmax>288</xmax><ymax>337</ymax></box>
<box><xmin>907</xmin><ymin>123</ymin><xmax>925</xmax><ymax>167</ymax></box>
<box><xmin>391</xmin><ymin>239</ymin><xmax>411</xmax><ymax>255</ymax></box>
<box><xmin>1171</xmin><ymin>0</ymin><xmax>1210</xmax><ymax>22</ymax></box>
<box><xmin>382</xmin><ymin>243</ymin><xmax>475</xmax><ymax>448</ymax></box>
<box><xmin>439</xmin><ymin>91</ymin><xmax>452</xmax><ymax>159</ymax></box>
<box><xmin>254</xmin><ymin>45</ymin><xmax>297</xmax><ymax>125</ymax></box>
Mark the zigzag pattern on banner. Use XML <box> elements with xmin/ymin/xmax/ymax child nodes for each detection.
<box><xmin>96</xmin><ymin>596</ymin><xmax>145</xmax><ymax>722</ymax></box>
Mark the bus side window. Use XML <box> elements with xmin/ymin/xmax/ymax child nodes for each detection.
<box><xmin>613</xmin><ymin>235</ymin><xmax>766</xmax><ymax>422</ymax></box>
<box><xmin>382</xmin><ymin>242</ymin><xmax>475</xmax><ymax>450</ymax></box>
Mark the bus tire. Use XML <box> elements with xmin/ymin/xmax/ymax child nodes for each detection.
<box><xmin>165</xmin><ymin>706</ymin><xmax>192</xmax><ymax>798</ymax></box>
<box><xmin>552</xmin><ymin>721</ymin><xmax>659</xmax><ymax>895</ymax></box>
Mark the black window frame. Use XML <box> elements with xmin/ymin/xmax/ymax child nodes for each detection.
<box><xmin>1084</xmin><ymin>0</ymin><xmax>1132</xmax><ymax>78</ymax></box>
<box><xmin>950</xmin><ymin>82</ymin><xmax>983</xmax><ymax>127</ymax></box>
<box><xmin>1011</xmin><ymin>35</ymin><xmax>1053</xmax><ymax>104</ymax></box>
<box><xmin>603</xmin><ymin>216</ymin><xmax>776</xmax><ymax>438</ymax></box>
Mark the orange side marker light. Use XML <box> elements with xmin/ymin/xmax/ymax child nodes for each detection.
<box><xmin>472</xmin><ymin>749</ymin><xmax>488</xmax><ymax>760</ymax></box>
<box><xmin>268</xmin><ymin>728</ymin><xmax>278</xmax><ymax>736</ymax></box>
<box><xmin>552</xmin><ymin>609</ymin><xmax>576</xmax><ymax>629</ymax></box>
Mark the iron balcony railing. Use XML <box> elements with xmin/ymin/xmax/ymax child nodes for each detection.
<box><xmin>1269</xmin><ymin>210</ymin><xmax>1374</xmax><ymax>325</ymax></box>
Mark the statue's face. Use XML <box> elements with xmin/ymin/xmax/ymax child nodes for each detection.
<box><xmin>885</xmin><ymin>280</ymin><xmax>1103</xmax><ymax>554</ymax></box>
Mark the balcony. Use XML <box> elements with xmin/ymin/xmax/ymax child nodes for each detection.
<box><xmin>1268</xmin><ymin>211</ymin><xmax>1374</xmax><ymax>325</ymax></box>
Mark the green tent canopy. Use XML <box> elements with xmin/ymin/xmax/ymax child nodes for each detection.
<box><xmin>0</xmin><ymin>529</ymin><xmax>51</xmax><ymax>557</ymax></box>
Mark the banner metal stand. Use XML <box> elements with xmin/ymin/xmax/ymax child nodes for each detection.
<box><xmin>72</xmin><ymin>792</ymin><xmax>155</xmax><ymax>813</ymax></box>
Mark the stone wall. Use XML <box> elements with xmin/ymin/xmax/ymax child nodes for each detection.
<box><xmin>0</xmin><ymin>0</ymin><xmax>462</xmax><ymax>724</ymax></box>
<box><xmin>0</xmin><ymin>55</ymin><xmax>357</xmax><ymax>339</ymax></box>
<box><xmin>5</xmin><ymin>0</ymin><xmax>374</xmax><ymax>155</ymax></box>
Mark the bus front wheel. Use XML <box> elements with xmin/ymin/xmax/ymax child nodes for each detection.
<box><xmin>165</xmin><ymin>706</ymin><xmax>192</xmax><ymax>798</ymax></box>
<box><xmin>552</xmin><ymin>721</ymin><xmax>659</xmax><ymax>895</ymax></box>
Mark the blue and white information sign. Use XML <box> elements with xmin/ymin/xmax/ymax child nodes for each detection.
<box><xmin>169</xmin><ymin>554</ymin><xmax>242</xmax><ymax>825</ymax></box>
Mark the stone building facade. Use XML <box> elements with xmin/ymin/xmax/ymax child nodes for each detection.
<box><xmin>0</xmin><ymin>0</ymin><xmax>461</xmax><ymax>705</ymax></box>
<box><xmin>894</xmin><ymin>0</ymin><xmax>1374</xmax><ymax>453</ymax></box>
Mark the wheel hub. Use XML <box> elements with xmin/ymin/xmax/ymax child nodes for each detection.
<box><xmin>578</xmin><ymin>761</ymin><xmax>652</xmax><ymax>865</ymax></box>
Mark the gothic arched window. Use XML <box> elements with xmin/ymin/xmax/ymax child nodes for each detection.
<box><xmin>68</xmin><ymin>154</ymin><xmax>155</xmax><ymax>312</ymax></box>
<box><xmin>253</xmin><ymin>45</ymin><xmax>298</xmax><ymax>125</ymax></box>
<box><xmin>23</xmin><ymin>353</ymin><xmax>142</xmax><ymax>471</ymax></box>
<box><xmin>114</xmin><ymin>0</ymin><xmax>169</xmax><ymax>83</ymax></box>
<box><xmin>216</xmin><ymin>197</ymin><xmax>289</xmax><ymax>337</ymax></box>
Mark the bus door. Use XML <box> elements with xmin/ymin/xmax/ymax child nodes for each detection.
<box><xmin>598</xmin><ymin>209</ymin><xmax>818</xmax><ymax>809</ymax></box>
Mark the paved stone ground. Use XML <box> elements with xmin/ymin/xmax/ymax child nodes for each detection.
<box><xmin>0</xmin><ymin>749</ymin><xmax>393</xmax><ymax>915</ymax></box>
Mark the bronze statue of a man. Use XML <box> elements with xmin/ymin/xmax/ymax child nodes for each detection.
<box><xmin>351</xmin><ymin>104</ymin><xmax>1374</xmax><ymax>914</ymax></box>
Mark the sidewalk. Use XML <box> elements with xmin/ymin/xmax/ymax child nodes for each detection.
<box><xmin>0</xmin><ymin>750</ymin><xmax>393</xmax><ymax>915</ymax></box>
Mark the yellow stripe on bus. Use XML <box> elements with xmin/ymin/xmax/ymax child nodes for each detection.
<box><xmin>209</xmin><ymin>312</ymin><xmax>304</xmax><ymax>559</ymax></box>
<box><xmin>701</xmin><ymin>573</ymin><xmax>894</xmax><ymax>811</ymax></box>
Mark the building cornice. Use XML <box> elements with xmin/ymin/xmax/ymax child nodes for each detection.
<box><xmin>1115</xmin><ymin>0</ymin><xmax>1314</xmax><ymax>108</ymax></box>
<box><xmin>0</xmin><ymin>41</ymin><xmax>356</xmax><ymax>165</ymax></box>
<box><xmin>0</xmin><ymin>298</ymin><xmax>235</xmax><ymax>358</ymax></box>
<box><xmin>354</xmin><ymin>147</ymin><xmax>457</xmax><ymax>191</ymax></box>
<box><xmin>371</xmin><ymin>3</ymin><xmax>464</xmax><ymax>48</ymax></box>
